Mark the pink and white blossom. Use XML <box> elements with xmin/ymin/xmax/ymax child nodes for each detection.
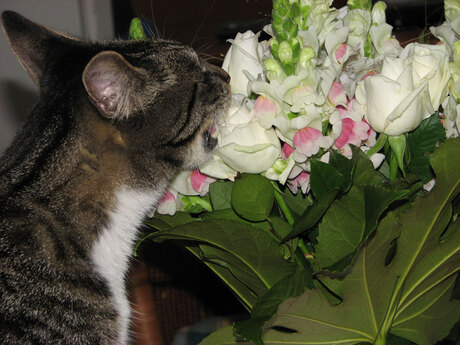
<box><xmin>252</xmin><ymin>95</ymin><xmax>278</xmax><ymax>129</ymax></box>
<box><xmin>335</xmin><ymin>118</ymin><xmax>370</xmax><ymax>157</ymax></box>
<box><xmin>292</xmin><ymin>127</ymin><xmax>334</xmax><ymax>162</ymax></box>
<box><xmin>190</xmin><ymin>169</ymin><xmax>216</xmax><ymax>196</ymax></box>
<box><xmin>287</xmin><ymin>172</ymin><xmax>311</xmax><ymax>195</ymax></box>
<box><xmin>156</xmin><ymin>190</ymin><xmax>178</xmax><ymax>216</ymax></box>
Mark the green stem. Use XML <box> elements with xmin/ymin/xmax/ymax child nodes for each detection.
<box><xmin>271</xmin><ymin>181</ymin><xmax>295</xmax><ymax>225</ymax></box>
<box><xmin>297</xmin><ymin>240</ymin><xmax>310</xmax><ymax>257</ymax></box>
<box><xmin>366</xmin><ymin>133</ymin><xmax>387</xmax><ymax>157</ymax></box>
<box><xmin>271</xmin><ymin>181</ymin><xmax>310</xmax><ymax>266</ymax></box>
<box><xmin>389</xmin><ymin>150</ymin><xmax>398</xmax><ymax>181</ymax></box>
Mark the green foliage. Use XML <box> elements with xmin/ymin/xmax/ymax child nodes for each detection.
<box><xmin>209</xmin><ymin>180</ymin><xmax>233</xmax><ymax>210</ymax></box>
<box><xmin>314</xmin><ymin>184</ymin><xmax>413</xmax><ymax>270</ymax></box>
<box><xmin>406</xmin><ymin>114</ymin><xmax>446</xmax><ymax>183</ymax></box>
<box><xmin>231</xmin><ymin>174</ymin><xmax>275</xmax><ymax>222</ymax></box>
<box><xmin>198</xmin><ymin>137</ymin><xmax>460</xmax><ymax>345</ymax></box>
<box><xmin>143</xmin><ymin>219</ymin><xmax>296</xmax><ymax>310</ymax></box>
<box><xmin>234</xmin><ymin>265</ymin><xmax>314</xmax><ymax>345</ymax></box>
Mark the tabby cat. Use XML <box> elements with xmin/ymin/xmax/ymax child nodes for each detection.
<box><xmin>0</xmin><ymin>11</ymin><xmax>230</xmax><ymax>345</ymax></box>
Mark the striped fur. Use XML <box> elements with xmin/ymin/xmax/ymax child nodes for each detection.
<box><xmin>0</xmin><ymin>11</ymin><xmax>230</xmax><ymax>345</ymax></box>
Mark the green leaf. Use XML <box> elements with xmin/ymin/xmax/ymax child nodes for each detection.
<box><xmin>351</xmin><ymin>145</ymin><xmax>384</xmax><ymax>186</ymax></box>
<box><xmin>407</xmin><ymin>113</ymin><xmax>446</xmax><ymax>182</ymax></box>
<box><xmin>199</xmin><ymin>244</ymin><xmax>266</xmax><ymax>303</ymax></box>
<box><xmin>145</xmin><ymin>219</ymin><xmax>296</xmax><ymax>304</ymax></box>
<box><xmin>287</xmin><ymin>188</ymin><xmax>339</xmax><ymax>241</ymax></box>
<box><xmin>144</xmin><ymin>212</ymin><xmax>194</xmax><ymax>231</ymax></box>
<box><xmin>234</xmin><ymin>265</ymin><xmax>314</xmax><ymax>345</ymax></box>
<box><xmin>209</xmin><ymin>180</ymin><xmax>233</xmax><ymax>210</ymax></box>
<box><xmin>198</xmin><ymin>325</ymin><xmax>242</xmax><ymax>345</ymax></box>
<box><xmin>310</xmin><ymin>159</ymin><xmax>349</xmax><ymax>200</ymax></box>
<box><xmin>329</xmin><ymin>149</ymin><xmax>354</xmax><ymax>185</ymax></box>
<box><xmin>185</xmin><ymin>245</ymin><xmax>258</xmax><ymax>310</ymax></box>
<box><xmin>286</xmin><ymin>148</ymin><xmax>385</xmax><ymax>242</ymax></box>
<box><xmin>255</xmin><ymin>137</ymin><xmax>460</xmax><ymax>345</ymax></box>
<box><xmin>282</xmin><ymin>188</ymin><xmax>313</xmax><ymax>217</ymax></box>
<box><xmin>232</xmin><ymin>174</ymin><xmax>275</xmax><ymax>222</ymax></box>
<box><xmin>315</xmin><ymin>184</ymin><xmax>412</xmax><ymax>270</ymax></box>
<box><xmin>200</xmin><ymin>208</ymin><xmax>271</xmax><ymax>232</ymax></box>
<box><xmin>269</xmin><ymin>216</ymin><xmax>292</xmax><ymax>240</ymax></box>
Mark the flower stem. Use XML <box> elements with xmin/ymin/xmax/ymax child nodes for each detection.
<box><xmin>271</xmin><ymin>181</ymin><xmax>311</xmax><ymax>265</ymax></box>
<box><xmin>366</xmin><ymin>133</ymin><xmax>387</xmax><ymax>157</ymax></box>
<box><xmin>271</xmin><ymin>181</ymin><xmax>295</xmax><ymax>225</ymax></box>
<box><xmin>389</xmin><ymin>150</ymin><xmax>398</xmax><ymax>181</ymax></box>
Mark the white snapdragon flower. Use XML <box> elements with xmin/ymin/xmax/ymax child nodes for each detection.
<box><xmin>344</xmin><ymin>8</ymin><xmax>371</xmax><ymax>56</ymax></box>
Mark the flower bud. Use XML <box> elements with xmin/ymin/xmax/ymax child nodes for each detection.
<box><xmin>372</xmin><ymin>1</ymin><xmax>387</xmax><ymax>25</ymax></box>
<box><xmin>289</xmin><ymin>37</ymin><xmax>302</xmax><ymax>62</ymax></box>
<box><xmin>129</xmin><ymin>18</ymin><xmax>146</xmax><ymax>40</ymax></box>
<box><xmin>264</xmin><ymin>58</ymin><xmax>286</xmax><ymax>81</ymax></box>
<box><xmin>454</xmin><ymin>40</ymin><xmax>460</xmax><ymax>63</ymax></box>
<box><xmin>298</xmin><ymin>46</ymin><xmax>315</xmax><ymax>69</ymax></box>
<box><xmin>278</xmin><ymin>41</ymin><xmax>293</xmax><ymax>64</ymax></box>
<box><xmin>270</xmin><ymin>39</ymin><xmax>280</xmax><ymax>60</ymax></box>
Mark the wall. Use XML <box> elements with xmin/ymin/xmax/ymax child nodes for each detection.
<box><xmin>0</xmin><ymin>0</ymin><xmax>114</xmax><ymax>154</ymax></box>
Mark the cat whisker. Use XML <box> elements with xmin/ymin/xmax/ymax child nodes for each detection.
<box><xmin>190</xmin><ymin>0</ymin><xmax>216</xmax><ymax>47</ymax></box>
<box><xmin>148</xmin><ymin>0</ymin><xmax>161</xmax><ymax>38</ymax></box>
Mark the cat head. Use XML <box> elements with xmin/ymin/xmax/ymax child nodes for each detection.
<box><xmin>1</xmin><ymin>11</ymin><xmax>230</xmax><ymax>187</ymax></box>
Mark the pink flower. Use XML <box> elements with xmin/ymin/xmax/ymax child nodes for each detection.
<box><xmin>157</xmin><ymin>190</ymin><xmax>177</xmax><ymax>216</ymax></box>
<box><xmin>335</xmin><ymin>118</ymin><xmax>370</xmax><ymax>157</ymax></box>
<box><xmin>190</xmin><ymin>169</ymin><xmax>215</xmax><ymax>196</ymax></box>
<box><xmin>282</xmin><ymin>143</ymin><xmax>295</xmax><ymax>159</ymax></box>
<box><xmin>328</xmin><ymin>82</ymin><xmax>347</xmax><ymax>107</ymax></box>
<box><xmin>253</xmin><ymin>95</ymin><xmax>277</xmax><ymax>128</ymax></box>
<box><xmin>288</xmin><ymin>172</ymin><xmax>310</xmax><ymax>195</ymax></box>
<box><xmin>335</xmin><ymin>43</ymin><xmax>350</xmax><ymax>64</ymax></box>
<box><xmin>293</xmin><ymin>127</ymin><xmax>334</xmax><ymax>162</ymax></box>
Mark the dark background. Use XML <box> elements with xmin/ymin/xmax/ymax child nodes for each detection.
<box><xmin>112</xmin><ymin>0</ymin><xmax>445</xmax><ymax>64</ymax></box>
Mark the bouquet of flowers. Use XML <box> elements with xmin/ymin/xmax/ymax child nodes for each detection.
<box><xmin>136</xmin><ymin>0</ymin><xmax>460</xmax><ymax>344</ymax></box>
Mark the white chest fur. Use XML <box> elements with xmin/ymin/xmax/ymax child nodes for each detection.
<box><xmin>90</xmin><ymin>187</ymin><xmax>162</xmax><ymax>345</ymax></box>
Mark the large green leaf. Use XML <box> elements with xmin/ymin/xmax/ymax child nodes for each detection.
<box><xmin>314</xmin><ymin>184</ymin><xmax>413</xmax><ymax>270</ymax></box>
<box><xmin>185</xmin><ymin>245</ymin><xmax>259</xmax><ymax>309</ymax></box>
<box><xmin>199</xmin><ymin>325</ymin><xmax>245</xmax><ymax>345</ymax></box>
<box><xmin>254</xmin><ymin>137</ymin><xmax>460</xmax><ymax>344</ymax></box>
<box><xmin>145</xmin><ymin>219</ymin><xmax>296</xmax><ymax>305</ymax></box>
<box><xmin>287</xmin><ymin>147</ymin><xmax>384</xmax><ymax>242</ymax></box>
<box><xmin>234</xmin><ymin>265</ymin><xmax>314</xmax><ymax>345</ymax></box>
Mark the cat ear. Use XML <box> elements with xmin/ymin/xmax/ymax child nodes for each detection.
<box><xmin>1</xmin><ymin>11</ymin><xmax>73</xmax><ymax>86</ymax></box>
<box><xmin>82</xmin><ymin>51</ymin><xmax>145</xmax><ymax>119</ymax></box>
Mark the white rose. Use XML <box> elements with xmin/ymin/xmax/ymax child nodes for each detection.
<box><xmin>222</xmin><ymin>31</ymin><xmax>264</xmax><ymax>96</ymax></box>
<box><xmin>355</xmin><ymin>56</ymin><xmax>430</xmax><ymax>136</ymax></box>
<box><xmin>216</xmin><ymin>102</ymin><xmax>281</xmax><ymax>174</ymax></box>
<box><xmin>401</xmin><ymin>43</ymin><xmax>450</xmax><ymax>112</ymax></box>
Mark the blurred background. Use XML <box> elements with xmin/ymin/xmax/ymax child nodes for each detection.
<box><xmin>0</xmin><ymin>1</ymin><xmax>450</xmax><ymax>345</ymax></box>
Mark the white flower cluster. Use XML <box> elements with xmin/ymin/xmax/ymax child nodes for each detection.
<box><xmin>157</xmin><ymin>0</ymin><xmax>460</xmax><ymax>215</ymax></box>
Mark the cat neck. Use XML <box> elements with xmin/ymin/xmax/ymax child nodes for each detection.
<box><xmin>0</xmin><ymin>98</ymin><xmax>167</xmax><ymax>246</ymax></box>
